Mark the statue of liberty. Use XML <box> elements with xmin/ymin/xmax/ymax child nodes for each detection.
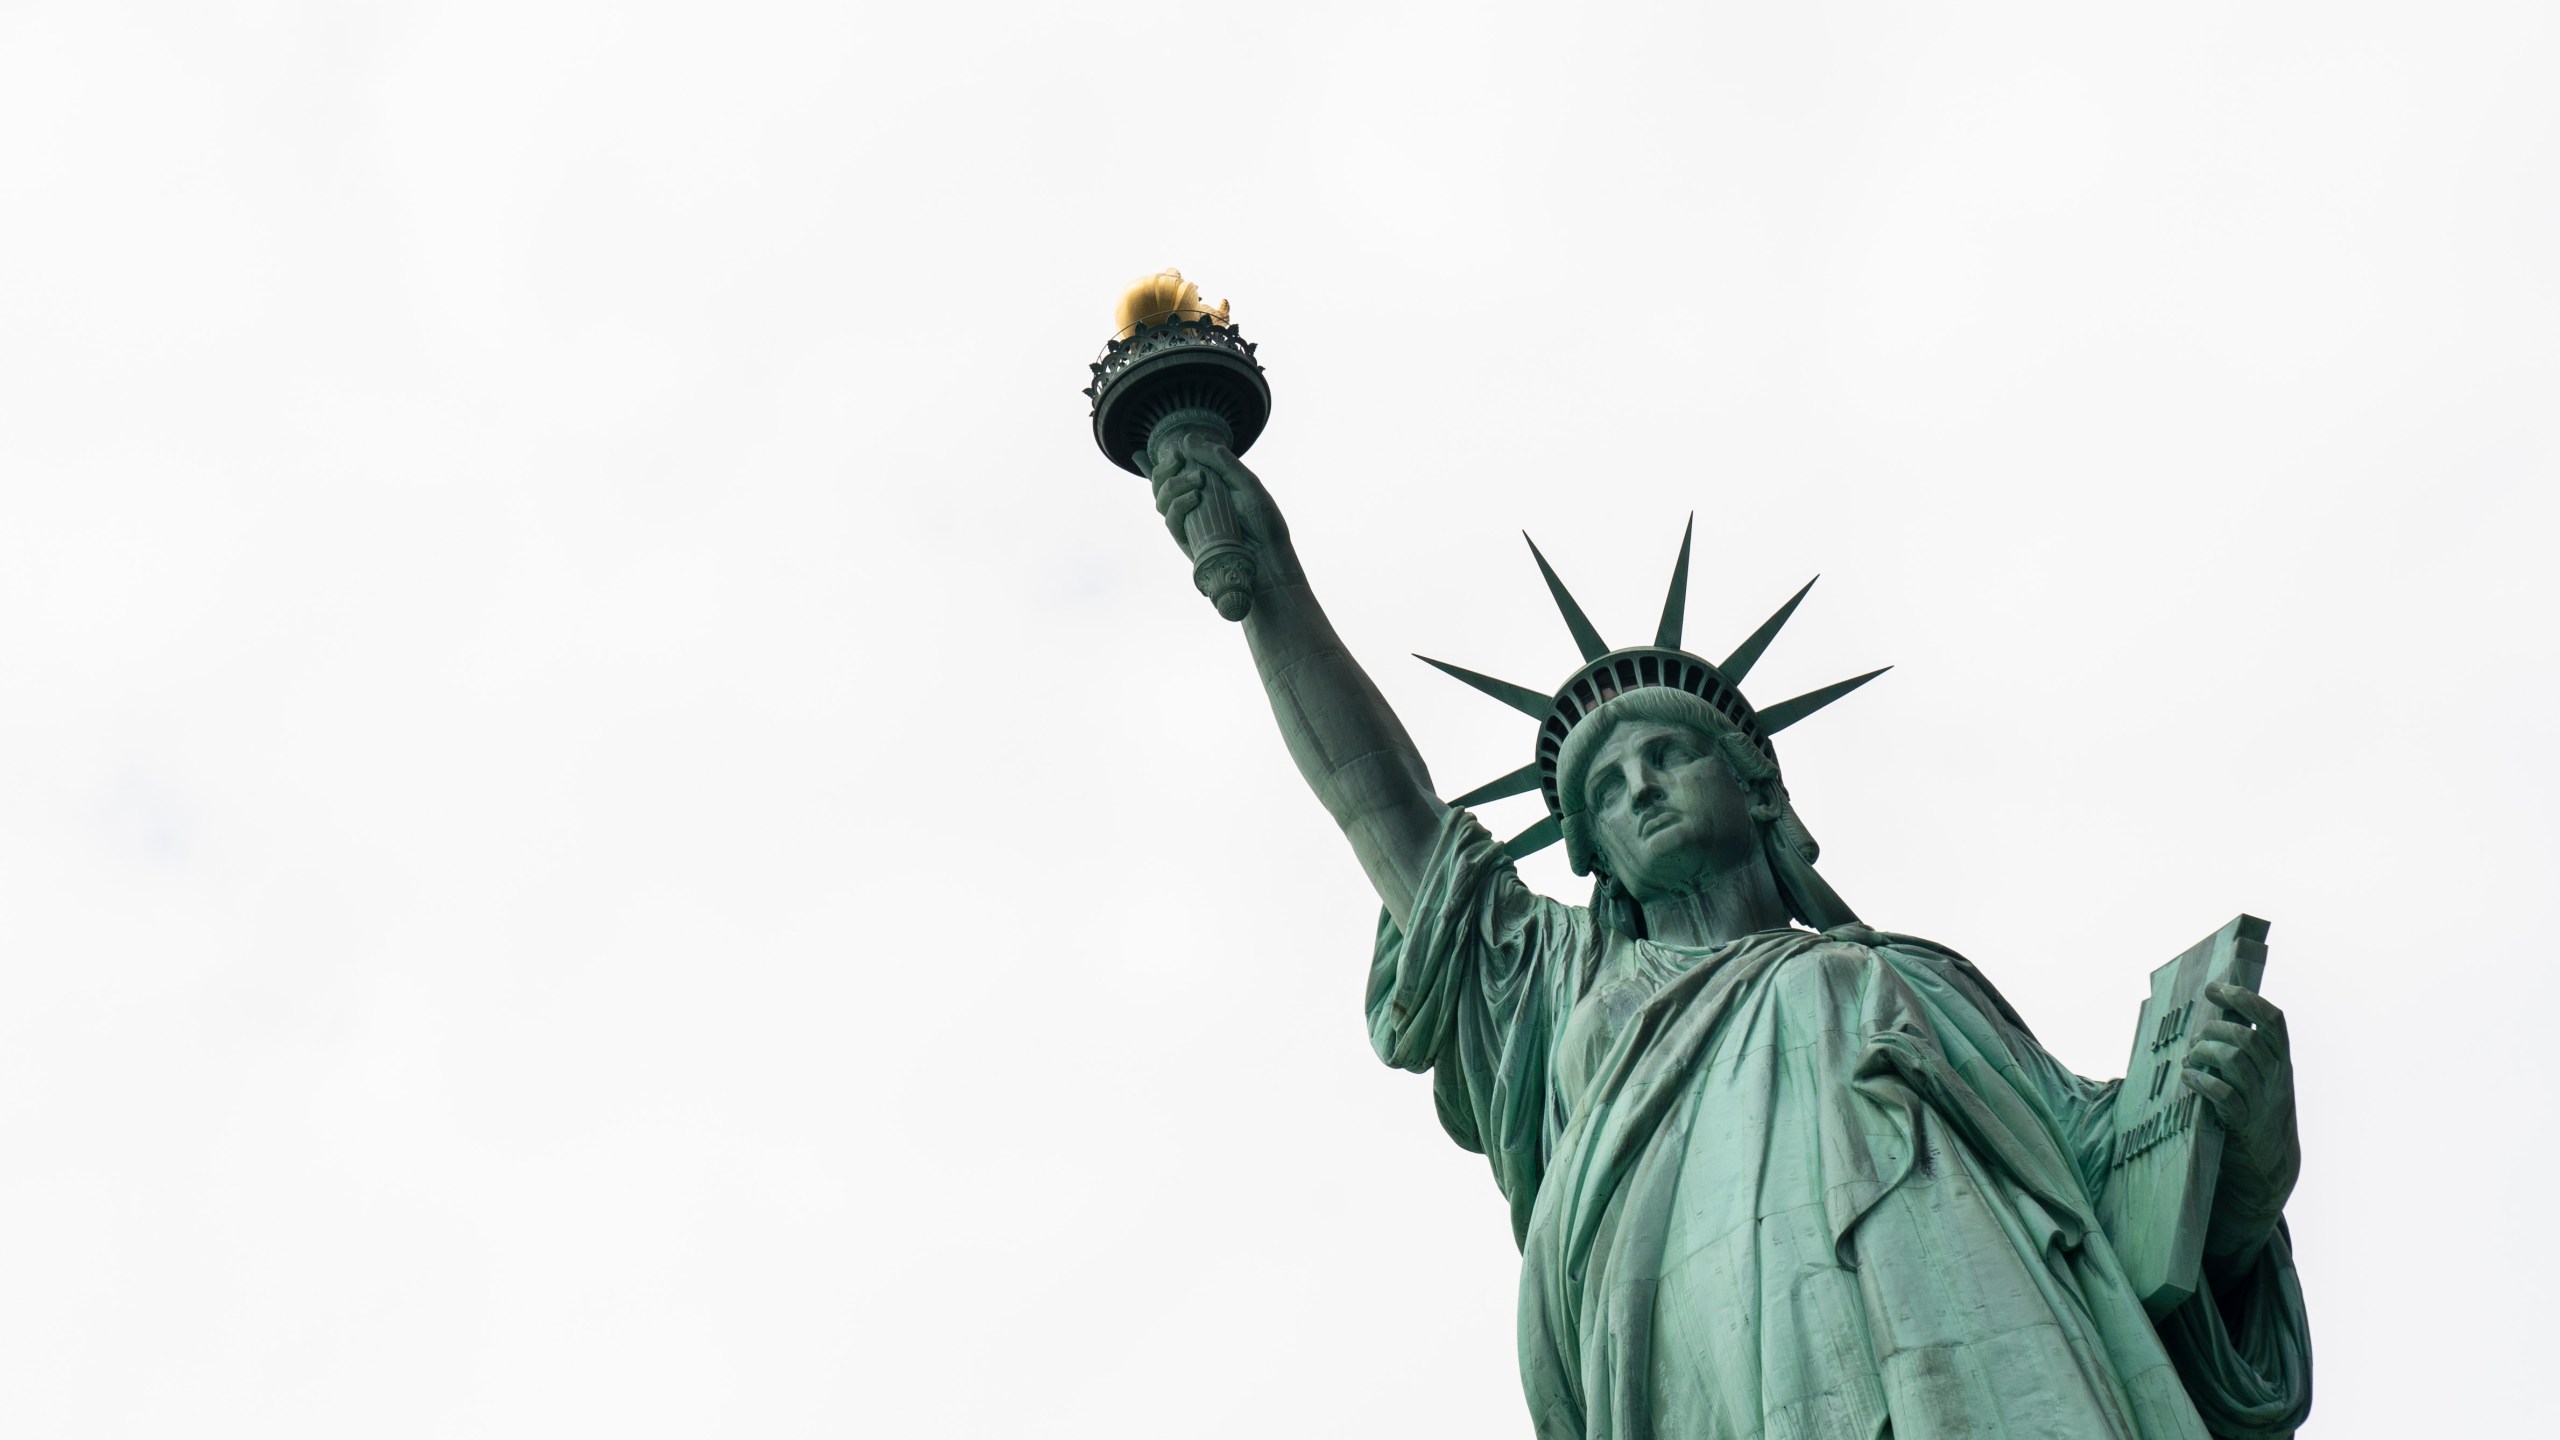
<box><xmin>1099</xmin><ymin>280</ymin><xmax>2311</xmax><ymax>1440</ymax></box>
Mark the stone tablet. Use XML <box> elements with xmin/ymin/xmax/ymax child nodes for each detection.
<box><xmin>2097</xmin><ymin>913</ymin><xmax>2271</xmax><ymax>1317</ymax></box>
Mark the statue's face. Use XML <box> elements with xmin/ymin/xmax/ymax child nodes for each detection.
<box><xmin>1584</xmin><ymin>721</ymin><xmax>1760</xmax><ymax>902</ymax></box>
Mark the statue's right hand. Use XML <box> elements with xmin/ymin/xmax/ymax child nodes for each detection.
<box><xmin>1150</xmin><ymin>449</ymin><xmax>1210</xmax><ymax>558</ymax></box>
<box><xmin>1149</xmin><ymin>433</ymin><xmax>1293</xmax><ymax>569</ymax></box>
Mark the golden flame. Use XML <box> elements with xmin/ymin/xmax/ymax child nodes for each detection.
<box><xmin>1113</xmin><ymin>268</ymin><xmax>1230</xmax><ymax>339</ymax></box>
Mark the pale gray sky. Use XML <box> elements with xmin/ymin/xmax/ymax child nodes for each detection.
<box><xmin>2</xmin><ymin>3</ymin><xmax>2552</xmax><ymax>1435</ymax></box>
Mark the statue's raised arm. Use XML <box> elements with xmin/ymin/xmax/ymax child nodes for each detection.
<box><xmin>1147</xmin><ymin>424</ymin><xmax>1447</xmax><ymax>928</ymax></box>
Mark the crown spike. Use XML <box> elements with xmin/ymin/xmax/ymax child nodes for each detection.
<box><xmin>1447</xmin><ymin>762</ymin><xmax>1543</xmax><ymax>809</ymax></box>
<box><xmin>1722</xmin><ymin>576</ymin><xmax>1818</xmax><ymax>686</ymax></box>
<box><xmin>1757</xmin><ymin>667</ymin><xmax>1892</xmax><ymax>735</ymax></box>
<box><xmin>1416</xmin><ymin>655</ymin><xmax>1551</xmax><ymax>719</ymax></box>
<box><xmin>1652</xmin><ymin>514</ymin><xmax>1695</xmax><ymax>650</ymax></box>
<box><xmin>1523</xmin><ymin>533</ymin><xmax>1609</xmax><ymax>662</ymax></box>
<box><xmin>1502</xmin><ymin>814</ymin><xmax>1564</xmax><ymax>860</ymax></box>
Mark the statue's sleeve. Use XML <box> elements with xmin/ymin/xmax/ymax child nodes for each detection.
<box><xmin>2149</xmin><ymin>1226</ymin><xmax>2315</xmax><ymax>1439</ymax></box>
<box><xmin>1365</xmin><ymin>807</ymin><xmax>1588</xmax><ymax>1242</ymax></box>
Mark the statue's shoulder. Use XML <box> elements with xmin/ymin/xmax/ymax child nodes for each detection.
<box><xmin>1828</xmin><ymin>925</ymin><xmax>2042</xmax><ymax>1039</ymax></box>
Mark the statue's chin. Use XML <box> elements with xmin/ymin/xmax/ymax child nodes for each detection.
<box><xmin>1615</xmin><ymin>833</ymin><xmax>1755</xmax><ymax>903</ymax></box>
<box><xmin>1623</xmin><ymin>865</ymin><xmax>1711</xmax><ymax>908</ymax></box>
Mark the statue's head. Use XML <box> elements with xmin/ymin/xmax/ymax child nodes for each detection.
<box><xmin>1557</xmin><ymin>688</ymin><xmax>1776</xmax><ymax>903</ymax></box>
<box><xmin>1552</xmin><ymin>687</ymin><xmax>1857</xmax><ymax>935</ymax></box>
<box><xmin>1414</xmin><ymin>523</ymin><xmax>1885</xmax><ymax>937</ymax></box>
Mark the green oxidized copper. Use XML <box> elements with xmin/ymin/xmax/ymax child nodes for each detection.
<box><xmin>1092</xmin><ymin>279</ymin><xmax>2311</xmax><ymax>1440</ymax></box>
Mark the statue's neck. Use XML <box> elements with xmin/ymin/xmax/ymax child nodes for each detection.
<box><xmin>1638</xmin><ymin>852</ymin><xmax>1792</xmax><ymax>948</ymax></box>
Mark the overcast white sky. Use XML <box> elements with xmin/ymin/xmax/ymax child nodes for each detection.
<box><xmin>2</xmin><ymin>2</ymin><xmax>2553</xmax><ymax>1435</ymax></box>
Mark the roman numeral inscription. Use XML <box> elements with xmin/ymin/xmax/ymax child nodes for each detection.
<box><xmin>2110</xmin><ymin>1091</ymin><xmax>2201</xmax><ymax>1173</ymax></box>
<box><xmin>2152</xmin><ymin>1000</ymin><xmax>2194</xmax><ymax>1054</ymax></box>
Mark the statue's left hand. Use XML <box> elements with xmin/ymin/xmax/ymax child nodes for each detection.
<box><xmin>2182</xmin><ymin>980</ymin><xmax>2300</xmax><ymax>1265</ymax></box>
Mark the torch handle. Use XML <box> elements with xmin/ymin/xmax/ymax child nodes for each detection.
<box><xmin>1180</xmin><ymin>460</ymin><xmax>1257</xmax><ymax>622</ymax></box>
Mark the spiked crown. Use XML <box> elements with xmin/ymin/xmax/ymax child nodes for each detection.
<box><xmin>1421</xmin><ymin>518</ymin><xmax>1890</xmax><ymax>867</ymax></box>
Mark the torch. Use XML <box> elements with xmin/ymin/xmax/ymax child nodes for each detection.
<box><xmin>1083</xmin><ymin>270</ymin><xmax>1273</xmax><ymax>621</ymax></box>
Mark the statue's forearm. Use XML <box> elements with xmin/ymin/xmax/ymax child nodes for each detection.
<box><xmin>1242</xmin><ymin>565</ymin><xmax>1446</xmax><ymax>927</ymax></box>
<box><xmin>2204</xmin><ymin>1152</ymin><xmax>2296</xmax><ymax>1275</ymax></box>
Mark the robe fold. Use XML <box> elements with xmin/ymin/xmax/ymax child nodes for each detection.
<box><xmin>1367</xmin><ymin>810</ymin><xmax>2310</xmax><ymax>1440</ymax></box>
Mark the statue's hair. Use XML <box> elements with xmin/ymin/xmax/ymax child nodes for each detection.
<box><xmin>1556</xmin><ymin>687</ymin><xmax>1856</xmax><ymax>935</ymax></box>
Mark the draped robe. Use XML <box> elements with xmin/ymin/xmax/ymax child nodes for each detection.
<box><xmin>1367</xmin><ymin>811</ymin><xmax>2310</xmax><ymax>1440</ymax></box>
